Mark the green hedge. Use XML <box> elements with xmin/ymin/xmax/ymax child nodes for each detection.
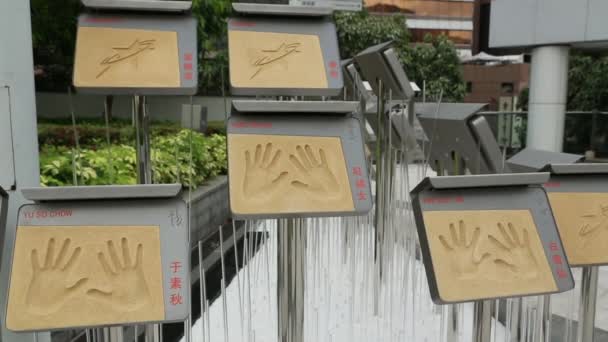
<box><xmin>40</xmin><ymin>129</ymin><xmax>227</xmax><ymax>188</ymax></box>
<box><xmin>37</xmin><ymin>119</ymin><xmax>226</xmax><ymax>147</ymax></box>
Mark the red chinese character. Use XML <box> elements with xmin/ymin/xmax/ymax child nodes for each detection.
<box><xmin>552</xmin><ymin>255</ymin><xmax>563</xmax><ymax>265</ymax></box>
<box><xmin>184</xmin><ymin>53</ymin><xmax>193</xmax><ymax>61</ymax></box>
<box><xmin>352</xmin><ymin>167</ymin><xmax>362</xmax><ymax>176</ymax></box>
<box><xmin>557</xmin><ymin>268</ymin><xmax>568</xmax><ymax>279</ymax></box>
<box><xmin>170</xmin><ymin>261</ymin><xmax>182</xmax><ymax>273</ymax></box>
<box><xmin>330</xmin><ymin>70</ymin><xmax>339</xmax><ymax>78</ymax></box>
<box><xmin>454</xmin><ymin>196</ymin><xmax>464</xmax><ymax>203</ymax></box>
<box><xmin>170</xmin><ymin>293</ymin><xmax>183</xmax><ymax>305</ymax></box>
<box><xmin>358</xmin><ymin>191</ymin><xmax>367</xmax><ymax>201</ymax></box>
<box><xmin>549</xmin><ymin>242</ymin><xmax>559</xmax><ymax>252</ymax></box>
<box><xmin>170</xmin><ymin>277</ymin><xmax>182</xmax><ymax>289</ymax></box>
<box><xmin>185</xmin><ymin>72</ymin><xmax>193</xmax><ymax>80</ymax></box>
<box><xmin>184</xmin><ymin>63</ymin><xmax>193</xmax><ymax>71</ymax></box>
<box><xmin>356</xmin><ymin>178</ymin><xmax>366</xmax><ymax>189</ymax></box>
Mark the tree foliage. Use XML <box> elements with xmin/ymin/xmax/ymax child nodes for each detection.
<box><xmin>519</xmin><ymin>53</ymin><xmax>608</xmax><ymax>112</ymax></box>
<box><xmin>566</xmin><ymin>53</ymin><xmax>608</xmax><ymax>111</ymax></box>
<box><xmin>192</xmin><ymin>0</ymin><xmax>231</xmax><ymax>95</ymax></box>
<box><xmin>30</xmin><ymin>0</ymin><xmax>81</xmax><ymax>91</ymax></box>
<box><xmin>334</xmin><ymin>11</ymin><xmax>409</xmax><ymax>61</ymax></box>
<box><xmin>335</xmin><ymin>11</ymin><xmax>465</xmax><ymax>102</ymax></box>
<box><xmin>401</xmin><ymin>34</ymin><xmax>465</xmax><ymax>102</ymax></box>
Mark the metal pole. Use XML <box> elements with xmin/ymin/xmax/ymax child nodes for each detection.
<box><xmin>373</xmin><ymin>79</ymin><xmax>387</xmax><ymax>315</ymax></box>
<box><xmin>133</xmin><ymin>95</ymin><xmax>152</xmax><ymax>184</ymax></box>
<box><xmin>133</xmin><ymin>94</ymin><xmax>156</xmax><ymax>342</ymax></box>
<box><xmin>277</xmin><ymin>218</ymin><xmax>306</xmax><ymax>342</ymax></box>
<box><xmin>576</xmin><ymin>266</ymin><xmax>599</xmax><ymax>342</ymax></box>
<box><xmin>473</xmin><ymin>300</ymin><xmax>493</xmax><ymax>342</ymax></box>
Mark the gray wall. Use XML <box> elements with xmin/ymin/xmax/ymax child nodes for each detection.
<box><xmin>35</xmin><ymin>92</ymin><xmax>244</xmax><ymax>123</ymax></box>
<box><xmin>490</xmin><ymin>0</ymin><xmax>608</xmax><ymax>49</ymax></box>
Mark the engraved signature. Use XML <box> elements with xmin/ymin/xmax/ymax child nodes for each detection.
<box><xmin>96</xmin><ymin>39</ymin><xmax>156</xmax><ymax>79</ymax></box>
<box><xmin>578</xmin><ymin>204</ymin><xmax>608</xmax><ymax>247</ymax></box>
<box><xmin>250</xmin><ymin>42</ymin><xmax>301</xmax><ymax>80</ymax></box>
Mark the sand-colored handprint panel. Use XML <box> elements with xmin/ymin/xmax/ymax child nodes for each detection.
<box><xmin>548</xmin><ymin>192</ymin><xmax>608</xmax><ymax>266</ymax></box>
<box><xmin>74</xmin><ymin>27</ymin><xmax>180</xmax><ymax>88</ymax></box>
<box><xmin>228</xmin><ymin>30</ymin><xmax>327</xmax><ymax>89</ymax></box>
<box><xmin>423</xmin><ymin>210</ymin><xmax>556</xmax><ymax>302</ymax></box>
<box><xmin>6</xmin><ymin>226</ymin><xmax>164</xmax><ymax>331</ymax></box>
<box><xmin>228</xmin><ymin>134</ymin><xmax>354</xmax><ymax>215</ymax></box>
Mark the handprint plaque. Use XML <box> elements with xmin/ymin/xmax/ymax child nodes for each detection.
<box><xmin>229</xmin><ymin>134</ymin><xmax>354</xmax><ymax>215</ymax></box>
<box><xmin>7</xmin><ymin>226</ymin><xmax>164</xmax><ymax>331</ymax></box>
<box><xmin>423</xmin><ymin>210</ymin><xmax>556</xmax><ymax>303</ymax></box>
<box><xmin>548</xmin><ymin>192</ymin><xmax>608</xmax><ymax>265</ymax></box>
<box><xmin>411</xmin><ymin>175</ymin><xmax>574</xmax><ymax>304</ymax></box>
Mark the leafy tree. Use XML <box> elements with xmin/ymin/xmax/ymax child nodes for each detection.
<box><xmin>192</xmin><ymin>0</ymin><xmax>231</xmax><ymax>95</ymax></box>
<box><xmin>335</xmin><ymin>11</ymin><xmax>465</xmax><ymax>102</ymax></box>
<box><xmin>401</xmin><ymin>34</ymin><xmax>465</xmax><ymax>102</ymax></box>
<box><xmin>334</xmin><ymin>11</ymin><xmax>409</xmax><ymax>61</ymax></box>
<box><xmin>30</xmin><ymin>0</ymin><xmax>81</xmax><ymax>91</ymax></box>
<box><xmin>519</xmin><ymin>53</ymin><xmax>608</xmax><ymax>112</ymax></box>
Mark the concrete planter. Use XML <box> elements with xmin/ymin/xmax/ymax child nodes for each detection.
<box><xmin>184</xmin><ymin>175</ymin><xmax>230</xmax><ymax>245</ymax></box>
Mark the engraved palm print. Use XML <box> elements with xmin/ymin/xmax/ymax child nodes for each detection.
<box><xmin>488</xmin><ymin>223</ymin><xmax>539</xmax><ymax>279</ymax></box>
<box><xmin>250</xmin><ymin>42</ymin><xmax>302</xmax><ymax>79</ymax></box>
<box><xmin>242</xmin><ymin>143</ymin><xmax>289</xmax><ymax>199</ymax></box>
<box><xmin>578</xmin><ymin>204</ymin><xmax>608</xmax><ymax>246</ymax></box>
<box><xmin>438</xmin><ymin>220</ymin><xmax>490</xmax><ymax>278</ymax></box>
<box><xmin>289</xmin><ymin>145</ymin><xmax>340</xmax><ymax>198</ymax></box>
<box><xmin>97</xmin><ymin>39</ymin><xmax>156</xmax><ymax>79</ymax></box>
<box><xmin>87</xmin><ymin>238</ymin><xmax>150</xmax><ymax>311</ymax></box>
<box><xmin>26</xmin><ymin>238</ymin><xmax>88</xmax><ymax>315</ymax></box>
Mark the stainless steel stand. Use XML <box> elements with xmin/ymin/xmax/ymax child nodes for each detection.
<box><xmin>473</xmin><ymin>300</ymin><xmax>493</xmax><ymax>342</ymax></box>
<box><xmin>374</xmin><ymin>78</ymin><xmax>387</xmax><ymax>283</ymax></box>
<box><xmin>134</xmin><ymin>95</ymin><xmax>152</xmax><ymax>184</ymax></box>
<box><xmin>277</xmin><ymin>218</ymin><xmax>306</xmax><ymax>342</ymax></box>
<box><xmin>134</xmin><ymin>94</ymin><xmax>157</xmax><ymax>342</ymax></box>
<box><xmin>577</xmin><ymin>266</ymin><xmax>599</xmax><ymax>342</ymax></box>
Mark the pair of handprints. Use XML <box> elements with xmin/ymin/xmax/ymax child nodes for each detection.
<box><xmin>25</xmin><ymin>237</ymin><xmax>149</xmax><ymax>315</ymax></box>
<box><xmin>242</xmin><ymin>143</ymin><xmax>340</xmax><ymax>200</ymax></box>
<box><xmin>438</xmin><ymin>221</ymin><xmax>539</xmax><ymax>280</ymax></box>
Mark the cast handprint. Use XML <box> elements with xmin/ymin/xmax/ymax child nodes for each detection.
<box><xmin>87</xmin><ymin>238</ymin><xmax>150</xmax><ymax>311</ymax></box>
<box><xmin>488</xmin><ymin>223</ymin><xmax>539</xmax><ymax>279</ymax></box>
<box><xmin>243</xmin><ymin>143</ymin><xmax>289</xmax><ymax>199</ymax></box>
<box><xmin>289</xmin><ymin>145</ymin><xmax>340</xmax><ymax>198</ymax></box>
<box><xmin>438</xmin><ymin>220</ymin><xmax>490</xmax><ymax>278</ymax></box>
<box><xmin>25</xmin><ymin>238</ymin><xmax>88</xmax><ymax>315</ymax></box>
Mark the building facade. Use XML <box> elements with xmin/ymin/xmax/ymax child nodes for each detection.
<box><xmin>462</xmin><ymin>62</ymin><xmax>529</xmax><ymax>111</ymax></box>
<box><xmin>365</xmin><ymin>0</ymin><xmax>475</xmax><ymax>56</ymax></box>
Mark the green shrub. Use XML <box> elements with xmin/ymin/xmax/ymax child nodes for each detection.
<box><xmin>37</xmin><ymin>118</ymin><xmax>225</xmax><ymax>147</ymax></box>
<box><xmin>40</xmin><ymin>129</ymin><xmax>227</xmax><ymax>188</ymax></box>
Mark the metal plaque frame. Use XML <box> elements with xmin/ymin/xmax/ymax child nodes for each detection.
<box><xmin>81</xmin><ymin>0</ymin><xmax>193</xmax><ymax>12</ymax></box>
<box><xmin>74</xmin><ymin>13</ymin><xmax>198</xmax><ymax>95</ymax></box>
<box><xmin>416</xmin><ymin>103</ymin><xmax>507</xmax><ymax>174</ymax></box>
<box><xmin>353</xmin><ymin>41</ymin><xmax>414</xmax><ymax>101</ymax></box>
<box><xmin>0</xmin><ymin>186</ymin><xmax>7</xmax><ymax>272</ymax></box>
<box><xmin>232</xmin><ymin>3</ymin><xmax>333</xmax><ymax>16</ymax></box>
<box><xmin>5</xmin><ymin>185</ymin><xmax>189</xmax><ymax>331</ymax></box>
<box><xmin>227</xmin><ymin>113</ymin><xmax>372</xmax><ymax>219</ymax></box>
<box><xmin>541</xmin><ymin>163</ymin><xmax>608</xmax><ymax>267</ymax></box>
<box><xmin>227</xmin><ymin>17</ymin><xmax>343</xmax><ymax>96</ymax></box>
<box><xmin>508</xmin><ymin>148</ymin><xmax>584</xmax><ymax>173</ymax></box>
<box><xmin>410</xmin><ymin>173</ymin><xmax>574</xmax><ymax>304</ymax></box>
<box><xmin>232</xmin><ymin>99</ymin><xmax>358</xmax><ymax>114</ymax></box>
